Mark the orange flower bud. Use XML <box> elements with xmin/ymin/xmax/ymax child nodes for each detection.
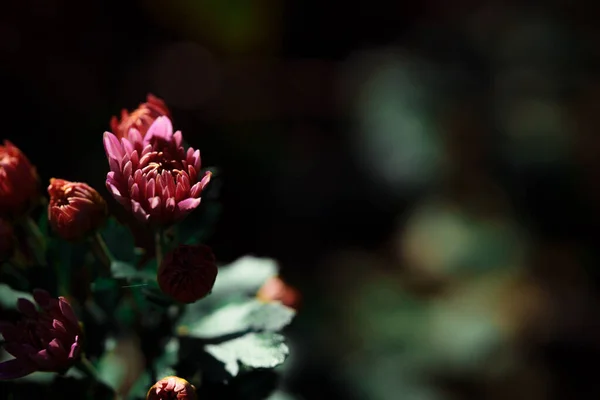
<box><xmin>146</xmin><ymin>376</ymin><xmax>197</xmax><ymax>400</ymax></box>
<box><xmin>157</xmin><ymin>244</ymin><xmax>218</xmax><ymax>304</ymax></box>
<box><xmin>257</xmin><ymin>276</ymin><xmax>301</xmax><ymax>310</ymax></box>
<box><xmin>0</xmin><ymin>140</ymin><xmax>39</xmax><ymax>216</ymax></box>
<box><xmin>0</xmin><ymin>218</ymin><xmax>14</xmax><ymax>261</ymax></box>
<box><xmin>110</xmin><ymin>94</ymin><xmax>171</xmax><ymax>140</ymax></box>
<box><xmin>48</xmin><ymin>179</ymin><xmax>108</xmax><ymax>241</ymax></box>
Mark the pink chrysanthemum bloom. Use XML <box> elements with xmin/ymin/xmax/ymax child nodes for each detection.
<box><xmin>146</xmin><ymin>376</ymin><xmax>197</xmax><ymax>400</ymax></box>
<box><xmin>0</xmin><ymin>290</ymin><xmax>82</xmax><ymax>380</ymax></box>
<box><xmin>110</xmin><ymin>94</ymin><xmax>171</xmax><ymax>140</ymax></box>
<box><xmin>103</xmin><ymin>116</ymin><xmax>211</xmax><ymax>225</ymax></box>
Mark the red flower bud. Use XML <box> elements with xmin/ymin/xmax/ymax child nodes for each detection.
<box><xmin>48</xmin><ymin>179</ymin><xmax>108</xmax><ymax>241</ymax></box>
<box><xmin>157</xmin><ymin>244</ymin><xmax>218</xmax><ymax>304</ymax></box>
<box><xmin>0</xmin><ymin>218</ymin><xmax>15</xmax><ymax>260</ymax></box>
<box><xmin>146</xmin><ymin>376</ymin><xmax>197</xmax><ymax>400</ymax></box>
<box><xmin>110</xmin><ymin>94</ymin><xmax>171</xmax><ymax>140</ymax></box>
<box><xmin>257</xmin><ymin>276</ymin><xmax>301</xmax><ymax>310</ymax></box>
<box><xmin>0</xmin><ymin>140</ymin><xmax>39</xmax><ymax>216</ymax></box>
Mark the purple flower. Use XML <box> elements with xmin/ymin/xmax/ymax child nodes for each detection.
<box><xmin>0</xmin><ymin>290</ymin><xmax>82</xmax><ymax>380</ymax></box>
<box><xmin>103</xmin><ymin>116</ymin><xmax>211</xmax><ymax>225</ymax></box>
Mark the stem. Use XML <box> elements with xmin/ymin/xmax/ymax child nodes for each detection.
<box><xmin>74</xmin><ymin>356</ymin><xmax>118</xmax><ymax>398</ymax></box>
<box><xmin>75</xmin><ymin>355</ymin><xmax>100</xmax><ymax>381</ymax></box>
<box><xmin>90</xmin><ymin>232</ymin><xmax>114</xmax><ymax>275</ymax></box>
<box><xmin>155</xmin><ymin>230</ymin><xmax>163</xmax><ymax>267</ymax></box>
<box><xmin>22</xmin><ymin>216</ymin><xmax>46</xmax><ymax>266</ymax></box>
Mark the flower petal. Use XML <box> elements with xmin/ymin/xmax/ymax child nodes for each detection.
<box><xmin>58</xmin><ymin>297</ymin><xmax>79</xmax><ymax>327</ymax></box>
<box><xmin>16</xmin><ymin>298</ymin><xmax>37</xmax><ymax>317</ymax></box>
<box><xmin>103</xmin><ymin>132</ymin><xmax>124</xmax><ymax>161</ymax></box>
<box><xmin>176</xmin><ymin>198</ymin><xmax>201</xmax><ymax>214</ymax></box>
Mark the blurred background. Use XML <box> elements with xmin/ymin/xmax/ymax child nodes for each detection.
<box><xmin>3</xmin><ymin>0</ymin><xmax>600</xmax><ymax>398</ymax></box>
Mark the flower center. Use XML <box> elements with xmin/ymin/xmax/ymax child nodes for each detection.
<box><xmin>49</xmin><ymin>187</ymin><xmax>71</xmax><ymax>207</ymax></box>
<box><xmin>141</xmin><ymin>147</ymin><xmax>185</xmax><ymax>177</ymax></box>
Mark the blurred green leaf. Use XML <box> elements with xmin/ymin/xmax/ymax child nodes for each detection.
<box><xmin>0</xmin><ymin>283</ymin><xmax>34</xmax><ymax>309</ymax></box>
<box><xmin>110</xmin><ymin>261</ymin><xmax>154</xmax><ymax>281</ymax></box>
<box><xmin>211</xmin><ymin>256</ymin><xmax>278</xmax><ymax>298</ymax></box>
<box><xmin>154</xmin><ymin>337</ymin><xmax>179</xmax><ymax>379</ymax></box>
<box><xmin>267</xmin><ymin>390</ymin><xmax>298</xmax><ymax>400</ymax></box>
<box><xmin>179</xmin><ymin>299</ymin><xmax>295</xmax><ymax>339</ymax></box>
<box><xmin>141</xmin><ymin>285</ymin><xmax>174</xmax><ymax>308</ymax></box>
<box><xmin>127</xmin><ymin>371</ymin><xmax>151</xmax><ymax>400</ymax></box>
<box><xmin>204</xmin><ymin>333</ymin><xmax>289</xmax><ymax>376</ymax></box>
<box><xmin>100</xmin><ymin>218</ymin><xmax>136</xmax><ymax>263</ymax></box>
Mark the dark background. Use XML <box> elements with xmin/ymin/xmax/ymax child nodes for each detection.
<box><xmin>3</xmin><ymin>0</ymin><xmax>600</xmax><ymax>398</ymax></box>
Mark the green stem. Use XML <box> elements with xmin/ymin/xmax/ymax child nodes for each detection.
<box><xmin>22</xmin><ymin>216</ymin><xmax>46</xmax><ymax>266</ymax></box>
<box><xmin>90</xmin><ymin>232</ymin><xmax>114</xmax><ymax>275</ymax></box>
<box><xmin>75</xmin><ymin>355</ymin><xmax>100</xmax><ymax>380</ymax></box>
<box><xmin>74</xmin><ymin>356</ymin><xmax>118</xmax><ymax>398</ymax></box>
<box><xmin>155</xmin><ymin>230</ymin><xmax>163</xmax><ymax>267</ymax></box>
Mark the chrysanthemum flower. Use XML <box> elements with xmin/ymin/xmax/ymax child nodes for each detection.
<box><xmin>104</xmin><ymin>116</ymin><xmax>211</xmax><ymax>225</ymax></box>
<box><xmin>0</xmin><ymin>290</ymin><xmax>82</xmax><ymax>380</ymax></box>
<box><xmin>157</xmin><ymin>244</ymin><xmax>218</xmax><ymax>303</ymax></box>
<box><xmin>0</xmin><ymin>140</ymin><xmax>39</xmax><ymax>216</ymax></box>
<box><xmin>0</xmin><ymin>218</ymin><xmax>14</xmax><ymax>260</ymax></box>
<box><xmin>257</xmin><ymin>276</ymin><xmax>301</xmax><ymax>310</ymax></box>
<box><xmin>110</xmin><ymin>94</ymin><xmax>171</xmax><ymax>140</ymax></box>
<box><xmin>48</xmin><ymin>179</ymin><xmax>108</xmax><ymax>241</ymax></box>
<box><xmin>146</xmin><ymin>376</ymin><xmax>197</xmax><ymax>400</ymax></box>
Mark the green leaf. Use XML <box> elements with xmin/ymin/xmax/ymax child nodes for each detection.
<box><xmin>267</xmin><ymin>391</ymin><xmax>298</xmax><ymax>400</ymax></box>
<box><xmin>179</xmin><ymin>299</ymin><xmax>295</xmax><ymax>339</ymax></box>
<box><xmin>110</xmin><ymin>261</ymin><xmax>154</xmax><ymax>281</ymax></box>
<box><xmin>141</xmin><ymin>285</ymin><xmax>175</xmax><ymax>308</ymax></box>
<box><xmin>204</xmin><ymin>333</ymin><xmax>289</xmax><ymax>376</ymax></box>
<box><xmin>154</xmin><ymin>337</ymin><xmax>179</xmax><ymax>379</ymax></box>
<box><xmin>127</xmin><ymin>371</ymin><xmax>151</xmax><ymax>400</ymax></box>
<box><xmin>0</xmin><ymin>283</ymin><xmax>33</xmax><ymax>309</ymax></box>
<box><xmin>211</xmin><ymin>256</ymin><xmax>279</xmax><ymax>298</ymax></box>
<box><xmin>100</xmin><ymin>217</ymin><xmax>137</xmax><ymax>263</ymax></box>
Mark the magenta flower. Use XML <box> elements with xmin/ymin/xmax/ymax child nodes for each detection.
<box><xmin>103</xmin><ymin>116</ymin><xmax>211</xmax><ymax>225</ymax></box>
<box><xmin>0</xmin><ymin>290</ymin><xmax>82</xmax><ymax>380</ymax></box>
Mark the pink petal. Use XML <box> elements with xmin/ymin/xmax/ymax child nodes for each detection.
<box><xmin>33</xmin><ymin>289</ymin><xmax>52</xmax><ymax>308</ymax></box>
<box><xmin>103</xmin><ymin>132</ymin><xmax>124</xmax><ymax>160</ymax></box>
<box><xmin>58</xmin><ymin>297</ymin><xmax>79</xmax><ymax>328</ymax></box>
<box><xmin>176</xmin><ymin>198</ymin><xmax>201</xmax><ymax>214</ymax></box>
<box><xmin>68</xmin><ymin>337</ymin><xmax>81</xmax><ymax>359</ymax></box>
<box><xmin>128</xmin><ymin>128</ymin><xmax>143</xmax><ymax>145</ymax></box>
<box><xmin>146</xmin><ymin>179</ymin><xmax>156</xmax><ymax>198</ymax></box>
<box><xmin>192</xmin><ymin>149</ymin><xmax>201</xmax><ymax>172</ymax></box>
<box><xmin>131</xmin><ymin>200</ymin><xmax>148</xmax><ymax>221</ymax></box>
<box><xmin>121</xmin><ymin>137</ymin><xmax>134</xmax><ymax>154</ymax></box>
<box><xmin>46</xmin><ymin>339</ymin><xmax>68</xmax><ymax>361</ymax></box>
<box><xmin>174</xmin><ymin>131</ymin><xmax>183</xmax><ymax>147</ymax></box>
<box><xmin>144</xmin><ymin>116</ymin><xmax>173</xmax><ymax>145</ymax></box>
<box><xmin>16</xmin><ymin>298</ymin><xmax>37</xmax><ymax>317</ymax></box>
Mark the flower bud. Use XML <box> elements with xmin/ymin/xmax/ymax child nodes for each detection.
<box><xmin>0</xmin><ymin>289</ymin><xmax>82</xmax><ymax>379</ymax></box>
<box><xmin>0</xmin><ymin>218</ymin><xmax>15</xmax><ymax>261</ymax></box>
<box><xmin>0</xmin><ymin>140</ymin><xmax>39</xmax><ymax>216</ymax></box>
<box><xmin>48</xmin><ymin>178</ymin><xmax>108</xmax><ymax>241</ymax></box>
<box><xmin>146</xmin><ymin>376</ymin><xmax>197</xmax><ymax>400</ymax></box>
<box><xmin>257</xmin><ymin>276</ymin><xmax>301</xmax><ymax>310</ymax></box>
<box><xmin>110</xmin><ymin>94</ymin><xmax>171</xmax><ymax>140</ymax></box>
<box><xmin>157</xmin><ymin>244</ymin><xmax>218</xmax><ymax>303</ymax></box>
